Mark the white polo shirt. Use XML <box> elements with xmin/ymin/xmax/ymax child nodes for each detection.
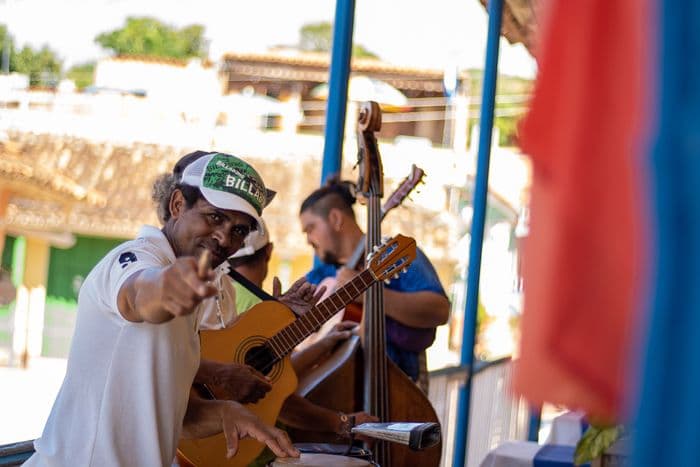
<box><xmin>198</xmin><ymin>262</ymin><xmax>239</xmax><ymax>331</ymax></box>
<box><xmin>25</xmin><ymin>226</ymin><xmax>201</xmax><ymax>467</ymax></box>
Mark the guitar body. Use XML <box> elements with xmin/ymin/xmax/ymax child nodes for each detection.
<box><xmin>178</xmin><ymin>301</ymin><xmax>298</xmax><ymax>467</ymax></box>
<box><xmin>178</xmin><ymin>235</ymin><xmax>417</xmax><ymax>466</ymax></box>
<box><xmin>289</xmin><ymin>339</ymin><xmax>442</xmax><ymax>467</ymax></box>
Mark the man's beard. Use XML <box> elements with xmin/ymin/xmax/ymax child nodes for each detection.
<box><xmin>320</xmin><ymin>250</ymin><xmax>342</xmax><ymax>267</ymax></box>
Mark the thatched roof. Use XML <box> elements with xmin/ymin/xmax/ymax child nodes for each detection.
<box><xmin>1</xmin><ymin>133</ymin><xmax>175</xmax><ymax>239</ymax></box>
<box><xmin>0</xmin><ymin>131</ymin><xmax>461</xmax><ymax>261</ymax></box>
<box><xmin>0</xmin><ymin>141</ymin><xmax>105</xmax><ymax>206</ymax></box>
<box><xmin>479</xmin><ymin>0</ymin><xmax>538</xmax><ymax>55</ymax></box>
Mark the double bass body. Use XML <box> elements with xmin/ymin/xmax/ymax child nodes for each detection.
<box><xmin>290</xmin><ymin>337</ymin><xmax>442</xmax><ymax>467</ymax></box>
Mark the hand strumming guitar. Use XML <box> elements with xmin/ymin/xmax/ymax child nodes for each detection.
<box><xmin>195</xmin><ymin>360</ymin><xmax>272</xmax><ymax>404</ymax></box>
<box><xmin>291</xmin><ymin>321</ymin><xmax>358</xmax><ymax>375</ymax></box>
<box><xmin>273</xmin><ymin>276</ymin><xmax>326</xmax><ymax>316</ymax></box>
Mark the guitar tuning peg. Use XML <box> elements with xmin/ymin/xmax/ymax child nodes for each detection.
<box><xmin>393</xmin><ymin>274</ymin><xmax>400</xmax><ymax>280</ymax></box>
<box><xmin>401</xmin><ymin>268</ymin><xmax>409</xmax><ymax>274</ymax></box>
<box><xmin>384</xmin><ymin>279</ymin><xmax>391</xmax><ymax>285</ymax></box>
<box><xmin>373</xmin><ymin>245</ymin><xmax>380</xmax><ymax>252</ymax></box>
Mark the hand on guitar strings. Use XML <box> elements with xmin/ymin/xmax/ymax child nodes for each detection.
<box><xmin>290</xmin><ymin>321</ymin><xmax>359</xmax><ymax>374</ymax></box>
<box><xmin>220</xmin><ymin>401</ymin><xmax>299</xmax><ymax>459</ymax></box>
<box><xmin>197</xmin><ymin>360</ymin><xmax>272</xmax><ymax>404</ymax></box>
<box><xmin>320</xmin><ymin>321</ymin><xmax>359</xmax><ymax>352</ymax></box>
<box><xmin>273</xmin><ymin>276</ymin><xmax>327</xmax><ymax>316</ymax></box>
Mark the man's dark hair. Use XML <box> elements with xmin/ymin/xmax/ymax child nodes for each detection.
<box><xmin>152</xmin><ymin>150</ymin><xmax>212</xmax><ymax>223</ymax></box>
<box><xmin>299</xmin><ymin>176</ymin><xmax>356</xmax><ymax>220</ymax></box>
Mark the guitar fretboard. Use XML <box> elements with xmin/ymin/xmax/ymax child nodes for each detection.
<box><xmin>265</xmin><ymin>269</ymin><xmax>375</xmax><ymax>358</ymax></box>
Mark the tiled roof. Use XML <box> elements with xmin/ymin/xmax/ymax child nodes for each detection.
<box><xmin>107</xmin><ymin>55</ymin><xmax>215</xmax><ymax>68</ymax></box>
<box><xmin>220</xmin><ymin>51</ymin><xmax>472</xmax><ymax>93</ymax></box>
<box><xmin>222</xmin><ymin>51</ymin><xmax>455</xmax><ymax>78</ymax></box>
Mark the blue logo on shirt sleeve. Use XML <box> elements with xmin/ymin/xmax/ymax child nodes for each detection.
<box><xmin>118</xmin><ymin>252</ymin><xmax>137</xmax><ymax>269</ymax></box>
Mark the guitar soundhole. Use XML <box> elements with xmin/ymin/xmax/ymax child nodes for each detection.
<box><xmin>244</xmin><ymin>345</ymin><xmax>276</xmax><ymax>376</ymax></box>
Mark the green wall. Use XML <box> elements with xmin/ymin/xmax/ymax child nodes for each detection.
<box><xmin>47</xmin><ymin>235</ymin><xmax>127</xmax><ymax>302</ymax></box>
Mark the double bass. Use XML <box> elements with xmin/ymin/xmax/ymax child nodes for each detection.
<box><xmin>322</xmin><ymin>163</ymin><xmax>425</xmax><ymax>323</ymax></box>
<box><xmin>289</xmin><ymin>102</ymin><xmax>442</xmax><ymax>467</ymax></box>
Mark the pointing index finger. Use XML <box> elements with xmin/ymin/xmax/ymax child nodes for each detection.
<box><xmin>197</xmin><ymin>249</ymin><xmax>211</xmax><ymax>279</ymax></box>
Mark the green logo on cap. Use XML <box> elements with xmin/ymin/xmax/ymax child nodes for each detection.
<box><xmin>202</xmin><ymin>154</ymin><xmax>266</xmax><ymax>214</ymax></box>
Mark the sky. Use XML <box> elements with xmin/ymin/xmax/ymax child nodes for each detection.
<box><xmin>0</xmin><ymin>0</ymin><xmax>537</xmax><ymax>78</ymax></box>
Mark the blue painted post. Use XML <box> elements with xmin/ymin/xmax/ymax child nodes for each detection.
<box><xmin>527</xmin><ymin>408</ymin><xmax>542</xmax><ymax>442</ymax></box>
<box><xmin>319</xmin><ymin>0</ymin><xmax>356</xmax><ymax>185</ymax></box>
<box><xmin>452</xmin><ymin>0</ymin><xmax>504</xmax><ymax>465</ymax></box>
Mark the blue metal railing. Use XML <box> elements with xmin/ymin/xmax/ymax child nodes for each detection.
<box><xmin>0</xmin><ymin>440</ymin><xmax>34</xmax><ymax>466</ymax></box>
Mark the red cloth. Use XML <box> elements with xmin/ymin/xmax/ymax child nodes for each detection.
<box><xmin>514</xmin><ymin>0</ymin><xmax>650</xmax><ymax>420</ymax></box>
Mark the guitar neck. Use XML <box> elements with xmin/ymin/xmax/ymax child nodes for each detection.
<box><xmin>267</xmin><ymin>269</ymin><xmax>376</xmax><ymax>357</ymax></box>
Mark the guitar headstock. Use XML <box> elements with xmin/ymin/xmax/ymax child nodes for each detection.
<box><xmin>366</xmin><ymin>234</ymin><xmax>417</xmax><ymax>282</ymax></box>
<box><xmin>383</xmin><ymin>164</ymin><xmax>426</xmax><ymax>213</ymax></box>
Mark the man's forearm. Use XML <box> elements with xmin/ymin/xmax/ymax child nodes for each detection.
<box><xmin>279</xmin><ymin>394</ymin><xmax>340</xmax><ymax>434</ymax></box>
<box><xmin>382</xmin><ymin>290</ymin><xmax>450</xmax><ymax>328</ymax></box>
<box><xmin>119</xmin><ymin>268</ymin><xmax>172</xmax><ymax>323</ymax></box>
<box><xmin>194</xmin><ymin>358</ymin><xmax>218</xmax><ymax>386</ymax></box>
<box><xmin>290</xmin><ymin>340</ymin><xmax>332</xmax><ymax>375</ymax></box>
<box><xmin>182</xmin><ymin>390</ymin><xmax>226</xmax><ymax>439</ymax></box>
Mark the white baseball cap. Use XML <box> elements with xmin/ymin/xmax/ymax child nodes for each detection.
<box><xmin>178</xmin><ymin>152</ymin><xmax>275</xmax><ymax>229</ymax></box>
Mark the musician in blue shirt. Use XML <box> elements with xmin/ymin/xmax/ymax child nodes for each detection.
<box><xmin>299</xmin><ymin>179</ymin><xmax>450</xmax><ymax>381</ymax></box>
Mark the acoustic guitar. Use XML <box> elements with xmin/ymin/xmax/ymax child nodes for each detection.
<box><xmin>177</xmin><ymin>234</ymin><xmax>417</xmax><ymax>467</ymax></box>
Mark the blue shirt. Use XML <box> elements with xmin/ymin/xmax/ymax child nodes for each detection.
<box><xmin>306</xmin><ymin>247</ymin><xmax>446</xmax><ymax>380</ymax></box>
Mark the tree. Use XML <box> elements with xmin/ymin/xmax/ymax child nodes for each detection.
<box><xmin>95</xmin><ymin>17</ymin><xmax>207</xmax><ymax>59</ymax></box>
<box><xmin>299</xmin><ymin>22</ymin><xmax>333</xmax><ymax>52</ymax></box>
<box><xmin>299</xmin><ymin>21</ymin><xmax>379</xmax><ymax>59</ymax></box>
<box><xmin>0</xmin><ymin>24</ymin><xmax>13</xmax><ymax>73</ymax></box>
<box><xmin>352</xmin><ymin>44</ymin><xmax>378</xmax><ymax>59</ymax></box>
<box><xmin>66</xmin><ymin>62</ymin><xmax>96</xmax><ymax>90</ymax></box>
<box><xmin>1</xmin><ymin>24</ymin><xmax>62</xmax><ymax>87</ymax></box>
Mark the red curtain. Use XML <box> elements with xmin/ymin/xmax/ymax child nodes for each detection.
<box><xmin>514</xmin><ymin>0</ymin><xmax>651</xmax><ymax>420</ymax></box>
